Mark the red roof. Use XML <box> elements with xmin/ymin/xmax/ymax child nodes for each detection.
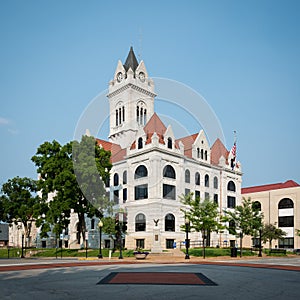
<box><xmin>176</xmin><ymin>133</ymin><xmax>198</xmax><ymax>158</ymax></box>
<box><xmin>96</xmin><ymin>139</ymin><xmax>126</xmax><ymax>163</ymax></box>
<box><xmin>242</xmin><ymin>180</ymin><xmax>299</xmax><ymax>194</ymax></box>
<box><xmin>210</xmin><ymin>138</ymin><xmax>229</xmax><ymax>166</ymax></box>
<box><xmin>144</xmin><ymin>113</ymin><xmax>166</xmax><ymax>135</ymax></box>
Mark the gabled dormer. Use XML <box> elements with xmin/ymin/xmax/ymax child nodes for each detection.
<box><xmin>192</xmin><ymin>130</ymin><xmax>210</xmax><ymax>162</ymax></box>
<box><xmin>164</xmin><ymin>125</ymin><xmax>176</xmax><ymax>150</ymax></box>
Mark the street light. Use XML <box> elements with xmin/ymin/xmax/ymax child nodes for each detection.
<box><xmin>185</xmin><ymin>217</ymin><xmax>190</xmax><ymax>259</ymax></box>
<box><xmin>98</xmin><ymin>220</ymin><xmax>103</xmax><ymax>259</ymax></box>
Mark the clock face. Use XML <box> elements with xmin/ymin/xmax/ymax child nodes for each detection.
<box><xmin>139</xmin><ymin>72</ymin><xmax>145</xmax><ymax>82</ymax></box>
<box><xmin>117</xmin><ymin>72</ymin><xmax>123</xmax><ymax>82</ymax></box>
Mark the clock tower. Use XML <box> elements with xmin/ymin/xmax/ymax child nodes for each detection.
<box><xmin>107</xmin><ymin>47</ymin><xmax>156</xmax><ymax>148</ymax></box>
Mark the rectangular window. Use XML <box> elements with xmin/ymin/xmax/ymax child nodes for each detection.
<box><xmin>123</xmin><ymin>188</ymin><xmax>127</xmax><ymax>203</ymax></box>
<box><xmin>136</xmin><ymin>239</ymin><xmax>145</xmax><ymax>249</ymax></box>
<box><xmin>166</xmin><ymin>239</ymin><xmax>175</xmax><ymax>249</ymax></box>
<box><xmin>163</xmin><ymin>184</ymin><xmax>176</xmax><ymax>200</ymax></box>
<box><xmin>227</xmin><ymin>196</ymin><xmax>236</xmax><ymax>208</ymax></box>
<box><xmin>214</xmin><ymin>194</ymin><xmax>218</xmax><ymax>205</ymax></box>
<box><xmin>185</xmin><ymin>188</ymin><xmax>190</xmax><ymax>196</ymax></box>
<box><xmin>135</xmin><ymin>184</ymin><xmax>148</xmax><ymax>200</ymax></box>
<box><xmin>205</xmin><ymin>192</ymin><xmax>209</xmax><ymax>200</ymax></box>
<box><xmin>195</xmin><ymin>190</ymin><xmax>200</xmax><ymax>200</ymax></box>
<box><xmin>279</xmin><ymin>238</ymin><xmax>294</xmax><ymax>249</ymax></box>
<box><xmin>104</xmin><ymin>240</ymin><xmax>110</xmax><ymax>249</ymax></box>
<box><xmin>278</xmin><ymin>216</ymin><xmax>294</xmax><ymax>227</ymax></box>
<box><xmin>113</xmin><ymin>190</ymin><xmax>119</xmax><ymax>204</ymax></box>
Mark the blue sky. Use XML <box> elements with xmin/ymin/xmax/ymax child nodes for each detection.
<box><xmin>1</xmin><ymin>0</ymin><xmax>299</xmax><ymax>188</ymax></box>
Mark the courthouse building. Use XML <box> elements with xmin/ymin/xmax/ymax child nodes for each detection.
<box><xmin>96</xmin><ymin>47</ymin><xmax>243</xmax><ymax>251</ymax></box>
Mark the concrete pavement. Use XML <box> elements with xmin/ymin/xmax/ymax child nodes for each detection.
<box><xmin>0</xmin><ymin>257</ymin><xmax>299</xmax><ymax>300</ymax></box>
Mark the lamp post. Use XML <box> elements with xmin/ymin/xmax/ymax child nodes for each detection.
<box><xmin>21</xmin><ymin>232</ymin><xmax>25</xmax><ymax>258</ymax></box>
<box><xmin>185</xmin><ymin>217</ymin><xmax>190</xmax><ymax>259</ymax></box>
<box><xmin>98</xmin><ymin>220</ymin><xmax>103</xmax><ymax>259</ymax></box>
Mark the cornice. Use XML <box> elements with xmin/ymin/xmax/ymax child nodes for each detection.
<box><xmin>107</xmin><ymin>83</ymin><xmax>157</xmax><ymax>98</ymax></box>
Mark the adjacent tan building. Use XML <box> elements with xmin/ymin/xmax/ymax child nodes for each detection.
<box><xmin>242</xmin><ymin>180</ymin><xmax>300</xmax><ymax>249</ymax></box>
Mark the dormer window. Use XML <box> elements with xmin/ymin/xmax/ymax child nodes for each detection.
<box><xmin>138</xmin><ymin>137</ymin><xmax>143</xmax><ymax>149</ymax></box>
<box><xmin>167</xmin><ymin>138</ymin><xmax>172</xmax><ymax>149</ymax></box>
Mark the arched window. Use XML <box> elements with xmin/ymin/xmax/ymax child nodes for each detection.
<box><xmin>119</xmin><ymin>107</ymin><xmax>121</xmax><ymax>125</ymax></box>
<box><xmin>197</xmin><ymin>148</ymin><xmax>200</xmax><ymax>158</ymax></box>
<box><xmin>135</xmin><ymin>213</ymin><xmax>146</xmax><ymax>231</ymax></box>
<box><xmin>165</xmin><ymin>214</ymin><xmax>175</xmax><ymax>232</ymax></box>
<box><xmin>138</xmin><ymin>137</ymin><xmax>143</xmax><ymax>149</ymax></box>
<box><xmin>278</xmin><ymin>198</ymin><xmax>294</xmax><ymax>209</ymax></box>
<box><xmin>116</xmin><ymin>109</ymin><xmax>118</xmax><ymax>126</ymax></box>
<box><xmin>229</xmin><ymin>220</ymin><xmax>235</xmax><ymax>235</ymax></box>
<box><xmin>167</xmin><ymin>137</ymin><xmax>172</xmax><ymax>149</ymax></box>
<box><xmin>144</xmin><ymin>109</ymin><xmax>147</xmax><ymax>125</ymax></box>
<box><xmin>204</xmin><ymin>150</ymin><xmax>208</xmax><ymax>161</ymax></box>
<box><xmin>122</xmin><ymin>106</ymin><xmax>125</xmax><ymax>122</ymax></box>
<box><xmin>252</xmin><ymin>201</ymin><xmax>261</xmax><ymax>211</ymax></box>
<box><xmin>205</xmin><ymin>174</ymin><xmax>209</xmax><ymax>187</ymax></box>
<box><xmin>113</xmin><ymin>173</ymin><xmax>119</xmax><ymax>186</ymax></box>
<box><xmin>163</xmin><ymin>165</ymin><xmax>176</xmax><ymax>179</ymax></box>
<box><xmin>123</xmin><ymin>171</ymin><xmax>127</xmax><ymax>184</ymax></box>
<box><xmin>201</xmin><ymin>149</ymin><xmax>204</xmax><ymax>159</ymax></box>
<box><xmin>135</xmin><ymin>165</ymin><xmax>148</xmax><ymax>179</ymax></box>
<box><xmin>227</xmin><ymin>181</ymin><xmax>236</xmax><ymax>192</ymax></box>
<box><xmin>185</xmin><ymin>169</ymin><xmax>190</xmax><ymax>183</ymax></box>
<box><xmin>136</xmin><ymin>106</ymin><xmax>139</xmax><ymax>122</ymax></box>
<box><xmin>195</xmin><ymin>172</ymin><xmax>200</xmax><ymax>185</ymax></box>
<box><xmin>213</xmin><ymin>176</ymin><xmax>218</xmax><ymax>189</ymax></box>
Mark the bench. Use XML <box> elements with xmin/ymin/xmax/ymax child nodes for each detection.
<box><xmin>269</xmin><ymin>249</ymin><xmax>286</xmax><ymax>255</ymax></box>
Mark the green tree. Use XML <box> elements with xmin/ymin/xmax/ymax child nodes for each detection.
<box><xmin>32</xmin><ymin>135</ymin><xmax>112</xmax><ymax>244</ymax></box>
<box><xmin>261</xmin><ymin>223</ymin><xmax>286</xmax><ymax>249</ymax></box>
<box><xmin>224</xmin><ymin>197</ymin><xmax>263</xmax><ymax>257</ymax></box>
<box><xmin>0</xmin><ymin>176</ymin><xmax>44</xmax><ymax>246</ymax></box>
<box><xmin>181</xmin><ymin>193</ymin><xmax>223</xmax><ymax>258</ymax></box>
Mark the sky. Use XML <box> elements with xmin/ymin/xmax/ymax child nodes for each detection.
<box><xmin>1</xmin><ymin>0</ymin><xmax>300</xmax><ymax>188</ymax></box>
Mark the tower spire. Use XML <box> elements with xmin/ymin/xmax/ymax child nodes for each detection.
<box><xmin>123</xmin><ymin>46</ymin><xmax>139</xmax><ymax>73</ymax></box>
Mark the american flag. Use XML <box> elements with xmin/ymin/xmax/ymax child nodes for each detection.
<box><xmin>230</xmin><ymin>143</ymin><xmax>236</xmax><ymax>157</ymax></box>
<box><xmin>229</xmin><ymin>142</ymin><xmax>236</xmax><ymax>170</ymax></box>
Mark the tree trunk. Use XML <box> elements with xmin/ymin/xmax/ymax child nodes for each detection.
<box><xmin>240</xmin><ymin>234</ymin><xmax>243</xmax><ymax>258</ymax></box>
<box><xmin>78</xmin><ymin>212</ymin><xmax>87</xmax><ymax>244</ymax></box>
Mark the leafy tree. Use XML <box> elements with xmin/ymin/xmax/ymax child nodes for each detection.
<box><xmin>224</xmin><ymin>197</ymin><xmax>263</xmax><ymax>257</ymax></box>
<box><xmin>0</xmin><ymin>177</ymin><xmax>44</xmax><ymax>246</ymax></box>
<box><xmin>32</xmin><ymin>135</ymin><xmax>111</xmax><ymax>243</ymax></box>
<box><xmin>181</xmin><ymin>193</ymin><xmax>223</xmax><ymax>258</ymax></box>
<box><xmin>261</xmin><ymin>223</ymin><xmax>286</xmax><ymax>249</ymax></box>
